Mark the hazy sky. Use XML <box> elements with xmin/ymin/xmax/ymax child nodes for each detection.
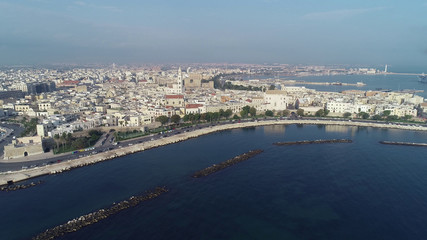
<box><xmin>1</xmin><ymin>0</ymin><xmax>427</xmax><ymax>67</ymax></box>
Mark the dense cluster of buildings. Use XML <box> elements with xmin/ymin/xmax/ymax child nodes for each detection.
<box><xmin>0</xmin><ymin>64</ymin><xmax>425</xmax><ymax>159</ymax></box>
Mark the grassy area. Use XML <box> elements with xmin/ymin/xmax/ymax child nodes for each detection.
<box><xmin>53</xmin><ymin>130</ymin><xmax>102</xmax><ymax>154</ymax></box>
<box><xmin>115</xmin><ymin>131</ymin><xmax>148</xmax><ymax>141</ymax></box>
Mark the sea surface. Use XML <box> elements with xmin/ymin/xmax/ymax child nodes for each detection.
<box><xmin>1</xmin><ymin>125</ymin><xmax>427</xmax><ymax>240</ymax></box>
<box><xmin>244</xmin><ymin>74</ymin><xmax>427</xmax><ymax>98</ymax></box>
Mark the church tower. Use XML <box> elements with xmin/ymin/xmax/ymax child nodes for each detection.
<box><xmin>177</xmin><ymin>67</ymin><xmax>184</xmax><ymax>93</ymax></box>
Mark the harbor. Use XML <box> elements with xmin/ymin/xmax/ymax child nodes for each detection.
<box><xmin>283</xmin><ymin>80</ymin><xmax>366</xmax><ymax>87</ymax></box>
<box><xmin>1</xmin><ymin>119</ymin><xmax>427</xmax><ymax>186</ymax></box>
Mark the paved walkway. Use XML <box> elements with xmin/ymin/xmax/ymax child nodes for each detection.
<box><xmin>0</xmin><ymin>119</ymin><xmax>426</xmax><ymax>185</ymax></box>
<box><xmin>0</xmin><ymin>151</ymin><xmax>56</xmax><ymax>163</ymax></box>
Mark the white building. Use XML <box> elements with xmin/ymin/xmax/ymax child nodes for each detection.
<box><xmin>264</xmin><ymin>90</ymin><xmax>292</xmax><ymax>111</ymax></box>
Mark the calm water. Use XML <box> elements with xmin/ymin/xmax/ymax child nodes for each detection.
<box><xmin>1</xmin><ymin>125</ymin><xmax>427</xmax><ymax>240</ymax></box>
<box><xmin>245</xmin><ymin>74</ymin><xmax>427</xmax><ymax>98</ymax></box>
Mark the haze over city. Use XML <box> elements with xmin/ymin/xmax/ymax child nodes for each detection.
<box><xmin>1</xmin><ymin>0</ymin><xmax>427</xmax><ymax>68</ymax></box>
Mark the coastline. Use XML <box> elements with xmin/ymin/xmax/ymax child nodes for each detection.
<box><xmin>1</xmin><ymin>119</ymin><xmax>426</xmax><ymax>186</ymax></box>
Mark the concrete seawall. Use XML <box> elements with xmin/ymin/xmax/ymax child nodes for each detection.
<box><xmin>1</xmin><ymin>119</ymin><xmax>426</xmax><ymax>186</ymax></box>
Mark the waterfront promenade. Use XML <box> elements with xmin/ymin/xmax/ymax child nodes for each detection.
<box><xmin>1</xmin><ymin>119</ymin><xmax>426</xmax><ymax>186</ymax></box>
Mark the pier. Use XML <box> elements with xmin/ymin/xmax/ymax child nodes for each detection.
<box><xmin>193</xmin><ymin>149</ymin><xmax>264</xmax><ymax>178</ymax></box>
<box><xmin>283</xmin><ymin>80</ymin><xmax>365</xmax><ymax>87</ymax></box>
<box><xmin>379</xmin><ymin>141</ymin><xmax>427</xmax><ymax>147</ymax></box>
<box><xmin>273</xmin><ymin>139</ymin><xmax>353</xmax><ymax>146</ymax></box>
<box><xmin>32</xmin><ymin>186</ymin><xmax>168</xmax><ymax>240</ymax></box>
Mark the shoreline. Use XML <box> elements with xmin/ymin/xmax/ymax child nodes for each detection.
<box><xmin>1</xmin><ymin>119</ymin><xmax>426</xmax><ymax>186</ymax></box>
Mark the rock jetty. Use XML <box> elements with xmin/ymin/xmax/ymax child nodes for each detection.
<box><xmin>193</xmin><ymin>149</ymin><xmax>264</xmax><ymax>178</ymax></box>
<box><xmin>32</xmin><ymin>186</ymin><xmax>168</xmax><ymax>240</ymax></box>
<box><xmin>273</xmin><ymin>139</ymin><xmax>352</xmax><ymax>146</ymax></box>
<box><xmin>2</xmin><ymin>119</ymin><xmax>427</xmax><ymax>186</ymax></box>
<box><xmin>0</xmin><ymin>180</ymin><xmax>43</xmax><ymax>192</ymax></box>
<box><xmin>379</xmin><ymin>141</ymin><xmax>427</xmax><ymax>147</ymax></box>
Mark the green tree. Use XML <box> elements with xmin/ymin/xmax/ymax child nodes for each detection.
<box><xmin>283</xmin><ymin>109</ymin><xmax>290</xmax><ymax>117</ymax></box>
<box><xmin>224</xmin><ymin>109</ymin><xmax>232</xmax><ymax>119</ymax></box>
<box><xmin>219</xmin><ymin>109</ymin><xmax>225</xmax><ymax>119</ymax></box>
<box><xmin>372</xmin><ymin>115</ymin><xmax>382</xmax><ymax>120</ymax></box>
<box><xmin>240</xmin><ymin>105</ymin><xmax>251</xmax><ymax>118</ymax></box>
<box><xmin>269</xmin><ymin>84</ymin><xmax>275</xmax><ymax>90</ymax></box>
<box><xmin>233</xmin><ymin>114</ymin><xmax>240</xmax><ymax>120</ymax></box>
<box><xmin>382</xmin><ymin>110</ymin><xmax>391</xmax><ymax>116</ymax></box>
<box><xmin>240</xmin><ymin>110</ymin><xmax>248</xmax><ymax>118</ymax></box>
<box><xmin>315</xmin><ymin>109</ymin><xmax>325</xmax><ymax>117</ymax></box>
<box><xmin>265</xmin><ymin>110</ymin><xmax>274</xmax><ymax>117</ymax></box>
<box><xmin>193</xmin><ymin>113</ymin><xmax>201</xmax><ymax>122</ymax></box>
<box><xmin>88</xmin><ymin>130</ymin><xmax>102</xmax><ymax>137</ymax></box>
<box><xmin>212</xmin><ymin>112</ymin><xmax>220</xmax><ymax>122</ymax></box>
<box><xmin>170</xmin><ymin>114</ymin><xmax>181</xmax><ymax>125</ymax></box>
<box><xmin>324</xmin><ymin>109</ymin><xmax>330</xmax><ymax>116</ymax></box>
<box><xmin>358</xmin><ymin>112</ymin><xmax>370</xmax><ymax>119</ymax></box>
<box><xmin>72</xmin><ymin>138</ymin><xmax>88</xmax><ymax>150</ymax></box>
<box><xmin>156</xmin><ymin>116</ymin><xmax>169</xmax><ymax>125</ymax></box>
<box><xmin>343</xmin><ymin>112</ymin><xmax>352</xmax><ymax>118</ymax></box>
<box><xmin>297</xmin><ymin>109</ymin><xmax>304</xmax><ymax>116</ymax></box>
<box><xmin>183</xmin><ymin>114</ymin><xmax>190</xmax><ymax>122</ymax></box>
<box><xmin>386</xmin><ymin>115</ymin><xmax>398</xmax><ymax>121</ymax></box>
<box><xmin>249</xmin><ymin>107</ymin><xmax>257</xmax><ymax>117</ymax></box>
<box><xmin>53</xmin><ymin>134</ymin><xmax>60</xmax><ymax>150</ymax></box>
<box><xmin>401</xmin><ymin>115</ymin><xmax>413</xmax><ymax>121</ymax></box>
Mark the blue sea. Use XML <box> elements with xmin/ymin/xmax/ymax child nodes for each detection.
<box><xmin>1</xmin><ymin>125</ymin><xmax>427</xmax><ymax>240</ymax></box>
<box><xmin>245</xmin><ymin>74</ymin><xmax>427</xmax><ymax>98</ymax></box>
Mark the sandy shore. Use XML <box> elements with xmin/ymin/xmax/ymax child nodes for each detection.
<box><xmin>1</xmin><ymin>119</ymin><xmax>426</xmax><ymax>186</ymax></box>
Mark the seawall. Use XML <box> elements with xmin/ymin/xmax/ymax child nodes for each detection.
<box><xmin>1</xmin><ymin>119</ymin><xmax>426</xmax><ymax>186</ymax></box>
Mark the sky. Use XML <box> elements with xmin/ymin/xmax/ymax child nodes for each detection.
<box><xmin>1</xmin><ymin>0</ymin><xmax>427</xmax><ymax>69</ymax></box>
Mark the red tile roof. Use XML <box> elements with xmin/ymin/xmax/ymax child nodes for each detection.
<box><xmin>186</xmin><ymin>104</ymin><xmax>203</xmax><ymax>109</ymax></box>
<box><xmin>165</xmin><ymin>95</ymin><xmax>184</xmax><ymax>99</ymax></box>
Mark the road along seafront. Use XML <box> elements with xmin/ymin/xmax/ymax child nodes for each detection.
<box><xmin>1</xmin><ymin>119</ymin><xmax>426</xmax><ymax>186</ymax></box>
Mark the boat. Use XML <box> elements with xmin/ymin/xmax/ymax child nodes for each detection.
<box><xmin>419</xmin><ymin>73</ymin><xmax>427</xmax><ymax>83</ymax></box>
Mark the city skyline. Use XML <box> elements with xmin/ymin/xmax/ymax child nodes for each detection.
<box><xmin>1</xmin><ymin>0</ymin><xmax>427</xmax><ymax>69</ymax></box>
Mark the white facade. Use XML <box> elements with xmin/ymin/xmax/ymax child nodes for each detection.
<box><xmin>264</xmin><ymin>90</ymin><xmax>291</xmax><ymax>111</ymax></box>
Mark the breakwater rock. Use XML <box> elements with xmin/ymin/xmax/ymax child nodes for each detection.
<box><xmin>32</xmin><ymin>186</ymin><xmax>169</xmax><ymax>240</ymax></box>
<box><xmin>0</xmin><ymin>180</ymin><xmax>43</xmax><ymax>192</ymax></box>
<box><xmin>193</xmin><ymin>149</ymin><xmax>264</xmax><ymax>178</ymax></box>
<box><xmin>379</xmin><ymin>141</ymin><xmax>427</xmax><ymax>147</ymax></box>
<box><xmin>273</xmin><ymin>139</ymin><xmax>353</xmax><ymax>146</ymax></box>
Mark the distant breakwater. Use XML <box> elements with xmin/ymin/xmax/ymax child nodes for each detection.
<box><xmin>273</xmin><ymin>139</ymin><xmax>353</xmax><ymax>146</ymax></box>
<box><xmin>32</xmin><ymin>186</ymin><xmax>168</xmax><ymax>240</ymax></box>
<box><xmin>0</xmin><ymin>180</ymin><xmax>43</xmax><ymax>192</ymax></box>
<box><xmin>379</xmin><ymin>141</ymin><xmax>427</xmax><ymax>147</ymax></box>
<box><xmin>2</xmin><ymin>119</ymin><xmax>427</xmax><ymax>186</ymax></box>
<box><xmin>193</xmin><ymin>149</ymin><xmax>264</xmax><ymax>178</ymax></box>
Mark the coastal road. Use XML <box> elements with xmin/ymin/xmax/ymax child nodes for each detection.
<box><xmin>0</xmin><ymin>118</ymin><xmax>425</xmax><ymax>173</ymax></box>
<box><xmin>0</xmin><ymin>123</ymin><xmax>24</xmax><ymax>154</ymax></box>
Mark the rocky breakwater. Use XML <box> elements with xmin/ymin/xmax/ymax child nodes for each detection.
<box><xmin>273</xmin><ymin>139</ymin><xmax>353</xmax><ymax>146</ymax></box>
<box><xmin>379</xmin><ymin>141</ymin><xmax>427</xmax><ymax>147</ymax></box>
<box><xmin>0</xmin><ymin>180</ymin><xmax>43</xmax><ymax>192</ymax></box>
<box><xmin>193</xmin><ymin>149</ymin><xmax>264</xmax><ymax>178</ymax></box>
<box><xmin>32</xmin><ymin>186</ymin><xmax>168</xmax><ymax>240</ymax></box>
